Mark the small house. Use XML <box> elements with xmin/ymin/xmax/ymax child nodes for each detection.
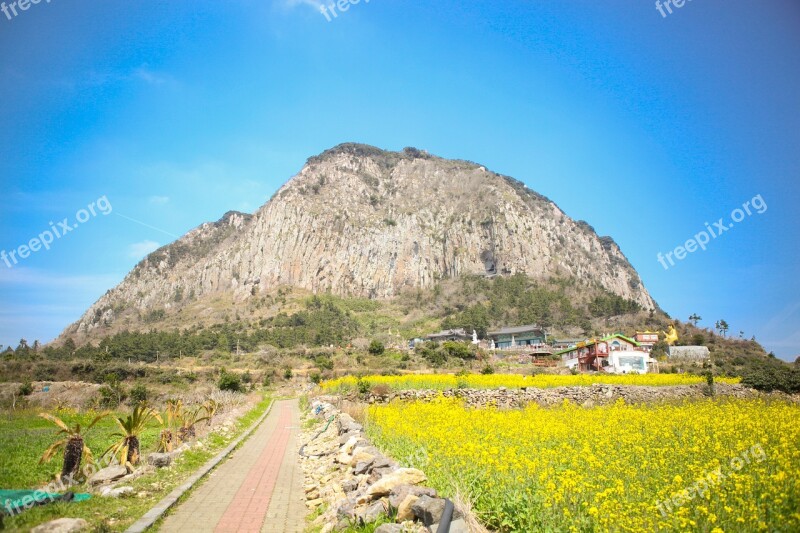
<box><xmin>425</xmin><ymin>328</ymin><xmax>471</xmax><ymax>343</ymax></box>
<box><xmin>487</xmin><ymin>325</ymin><xmax>546</xmax><ymax>350</ymax></box>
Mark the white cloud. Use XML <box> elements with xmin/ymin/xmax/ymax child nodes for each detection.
<box><xmin>133</xmin><ymin>67</ymin><xmax>173</xmax><ymax>86</ymax></box>
<box><xmin>128</xmin><ymin>240</ymin><xmax>161</xmax><ymax>259</ymax></box>
<box><xmin>283</xmin><ymin>0</ymin><xmax>323</xmax><ymax>10</ymax></box>
<box><xmin>0</xmin><ymin>267</ymin><xmax>121</xmax><ymax>291</ymax></box>
<box><xmin>149</xmin><ymin>195</ymin><xmax>170</xmax><ymax>205</ymax></box>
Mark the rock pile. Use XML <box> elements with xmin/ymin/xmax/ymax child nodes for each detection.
<box><xmin>363</xmin><ymin>383</ymin><xmax>758</xmax><ymax>408</ymax></box>
<box><xmin>301</xmin><ymin>398</ymin><xmax>473</xmax><ymax>532</ymax></box>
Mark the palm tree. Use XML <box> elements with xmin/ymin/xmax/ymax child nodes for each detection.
<box><xmin>203</xmin><ymin>399</ymin><xmax>219</xmax><ymax>426</ymax></box>
<box><xmin>178</xmin><ymin>406</ymin><xmax>209</xmax><ymax>442</ymax></box>
<box><xmin>104</xmin><ymin>405</ymin><xmax>162</xmax><ymax>469</ymax></box>
<box><xmin>157</xmin><ymin>399</ymin><xmax>183</xmax><ymax>453</ymax></box>
<box><xmin>39</xmin><ymin>412</ymin><xmax>108</xmax><ymax>481</ymax></box>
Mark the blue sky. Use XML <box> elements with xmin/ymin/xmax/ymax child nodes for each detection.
<box><xmin>1</xmin><ymin>0</ymin><xmax>798</xmax><ymax>360</ymax></box>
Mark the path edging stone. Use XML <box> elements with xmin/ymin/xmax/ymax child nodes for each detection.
<box><xmin>124</xmin><ymin>398</ymin><xmax>276</xmax><ymax>533</ymax></box>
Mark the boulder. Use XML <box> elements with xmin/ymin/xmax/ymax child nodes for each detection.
<box><xmin>100</xmin><ymin>486</ymin><xmax>134</xmax><ymax>498</ymax></box>
<box><xmin>342</xmin><ymin>478</ymin><xmax>360</xmax><ymax>493</ymax></box>
<box><xmin>429</xmin><ymin>517</ymin><xmax>469</xmax><ymax>533</ymax></box>
<box><xmin>363</xmin><ymin>500</ymin><xmax>387</xmax><ymax>523</ymax></box>
<box><xmin>337</xmin><ymin>414</ymin><xmax>363</xmax><ymax>435</ymax></box>
<box><xmin>388</xmin><ymin>484</ymin><xmax>438</xmax><ymax>509</ymax></box>
<box><xmin>374</xmin><ymin>524</ymin><xmax>405</xmax><ymax>533</ymax></box>
<box><xmin>353</xmin><ymin>459</ymin><xmax>374</xmax><ymax>475</ymax></box>
<box><xmin>147</xmin><ymin>453</ymin><xmax>172</xmax><ymax>468</ymax></box>
<box><xmin>88</xmin><ymin>465</ymin><xmax>127</xmax><ymax>486</ymax></box>
<box><xmin>412</xmin><ymin>496</ymin><xmax>462</xmax><ymax>527</ymax></box>
<box><xmin>367</xmin><ymin>468</ymin><xmax>427</xmax><ymax>498</ymax></box>
<box><xmin>341</xmin><ymin>435</ymin><xmax>360</xmax><ymax>455</ymax></box>
<box><xmin>30</xmin><ymin>518</ymin><xmax>88</xmax><ymax>533</ymax></box>
<box><xmin>396</xmin><ymin>494</ymin><xmax>419</xmax><ymax>522</ymax></box>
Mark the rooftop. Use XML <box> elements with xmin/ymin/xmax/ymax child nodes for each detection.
<box><xmin>487</xmin><ymin>324</ymin><xmax>545</xmax><ymax>336</ymax></box>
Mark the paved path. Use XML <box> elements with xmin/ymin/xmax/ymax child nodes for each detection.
<box><xmin>159</xmin><ymin>399</ymin><xmax>306</xmax><ymax>533</ymax></box>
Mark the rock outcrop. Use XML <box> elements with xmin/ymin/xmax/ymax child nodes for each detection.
<box><xmin>62</xmin><ymin>143</ymin><xmax>655</xmax><ymax>341</ymax></box>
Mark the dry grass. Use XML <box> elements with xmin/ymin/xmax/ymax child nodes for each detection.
<box><xmin>340</xmin><ymin>400</ymin><xmax>368</xmax><ymax>425</ymax></box>
<box><xmin>451</xmin><ymin>487</ymin><xmax>490</xmax><ymax>533</ymax></box>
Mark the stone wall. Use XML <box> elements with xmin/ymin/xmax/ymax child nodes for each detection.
<box><xmin>362</xmin><ymin>383</ymin><xmax>760</xmax><ymax>409</ymax></box>
<box><xmin>301</xmin><ymin>398</ymin><xmax>478</xmax><ymax>533</ymax></box>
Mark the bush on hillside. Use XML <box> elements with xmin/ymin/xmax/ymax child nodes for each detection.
<box><xmin>218</xmin><ymin>371</ymin><xmax>243</xmax><ymax>393</ymax></box>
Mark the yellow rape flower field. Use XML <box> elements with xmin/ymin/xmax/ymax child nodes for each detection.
<box><xmin>322</xmin><ymin>373</ymin><xmax>740</xmax><ymax>393</ymax></box>
<box><xmin>367</xmin><ymin>397</ymin><xmax>800</xmax><ymax>532</ymax></box>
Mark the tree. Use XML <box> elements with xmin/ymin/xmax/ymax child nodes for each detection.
<box><xmin>129</xmin><ymin>384</ymin><xmax>149</xmax><ymax>406</ymax></box>
<box><xmin>368</xmin><ymin>340</ymin><xmax>385</xmax><ymax>355</ymax></box>
<box><xmin>39</xmin><ymin>412</ymin><xmax>108</xmax><ymax>481</ymax></box>
<box><xmin>218</xmin><ymin>371</ymin><xmax>243</xmax><ymax>392</ymax></box>
<box><xmin>688</xmin><ymin>314</ymin><xmax>702</xmax><ymax>326</ymax></box>
<box><xmin>178</xmin><ymin>406</ymin><xmax>209</xmax><ymax>441</ymax></box>
<box><xmin>104</xmin><ymin>405</ymin><xmax>162</xmax><ymax>469</ymax></box>
<box><xmin>715</xmin><ymin>320</ymin><xmax>729</xmax><ymax>337</ymax></box>
<box><xmin>158</xmin><ymin>400</ymin><xmax>182</xmax><ymax>453</ymax></box>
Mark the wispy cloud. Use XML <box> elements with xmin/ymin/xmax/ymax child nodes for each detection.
<box><xmin>282</xmin><ymin>0</ymin><xmax>323</xmax><ymax>11</ymax></box>
<box><xmin>128</xmin><ymin>240</ymin><xmax>161</xmax><ymax>259</ymax></box>
<box><xmin>149</xmin><ymin>195</ymin><xmax>170</xmax><ymax>205</ymax></box>
<box><xmin>133</xmin><ymin>67</ymin><xmax>174</xmax><ymax>86</ymax></box>
<box><xmin>0</xmin><ymin>268</ymin><xmax>121</xmax><ymax>291</ymax></box>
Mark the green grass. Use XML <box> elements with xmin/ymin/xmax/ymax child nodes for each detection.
<box><xmin>0</xmin><ymin>395</ymin><xmax>272</xmax><ymax>532</ymax></box>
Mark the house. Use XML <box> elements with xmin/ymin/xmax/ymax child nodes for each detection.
<box><xmin>633</xmin><ymin>331</ymin><xmax>660</xmax><ymax>352</ymax></box>
<box><xmin>552</xmin><ymin>338</ymin><xmax>582</xmax><ymax>351</ymax></box>
<box><xmin>425</xmin><ymin>328</ymin><xmax>471</xmax><ymax>343</ymax></box>
<box><xmin>557</xmin><ymin>333</ymin><xmax>657</xmax><ymax>374</ymax></box>
<box><xmin>487</xmin><ymin>325</ymin><xmax>546</xmax><ymax>350</ymax></box>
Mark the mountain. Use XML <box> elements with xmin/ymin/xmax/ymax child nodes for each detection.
<box><xmin>61</xmin><ymin>143</ymin><xmax>655</xmax><ymax>342</ymax></box>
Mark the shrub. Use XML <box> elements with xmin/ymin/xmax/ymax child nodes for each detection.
<box><xmin>481</xmin><ymin>364</ymin><xmax>495</xmax><ymax>375</ymax></box>
<box><xmin>371</xmin><ymin>383</ymin><xmax>391</xmax><ymax>396</ymax></box>
<box><xmin>218</xmin><ymin>371</ymin><xmax>243</xmax><ymax>393</ymax></box>
<box><xmin>283</xmin><ymin>367</ymin><xmax>293</xmax><ymax>380</ymax></box>
<box><xmin>356</xmin><ymin>377</ymin><xmax>371</xmax><ymax>396</ymax></box>
<box><xmin>314</xmin><ymin>355</ymin><xmax>334</xmax><ymax>371</ymax></box>
<box><xmin>368</xmin><ymin>340</ymin><xmax>385</xmax><ymax>356</ymax></box>
<box><xmin>19</xmin><ymin>381</ymin><xmax>34</xmax><ymax>396</ymax></box>
<box><xmin>310</xmin><ymin>372</ymin><xmax>322</xmax><ymax>384</ymax></box>
<box><xmin>741</xmin><ymin>366</ymin><xmax>800</xmax><ymax>394</ymax></box>
<box><xmin>443</xmin><ymin>341</ymin><xmax>472</xmax><ymax>359</ymax></box>
<box><xmin>242</xmin><ymin>371</ymin><xmax>252</xmax><ymax>384</ymax></box>
<box><xmin>262</xmin><ymin>373</ymin><xmax>272</xmax><ymax>387</ymax></box>
<box><xmin>129</xmin><ymin>384</ymin><xmax>149</xmax><ymax>406</ymax></box>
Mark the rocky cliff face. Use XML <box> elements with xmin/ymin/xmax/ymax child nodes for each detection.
<box><xmin>63</xmin><ymin>144</ymin><xmax>655</xmax><ymax>340</ymax></box>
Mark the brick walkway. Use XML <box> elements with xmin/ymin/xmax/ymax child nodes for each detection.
<box><xmin>159</xmin><ymin>399</ymin><xmax>306</xmax><ymax>533</ymax></box>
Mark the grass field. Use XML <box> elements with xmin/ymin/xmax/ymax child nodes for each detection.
<box><xmin>367</xmin><ymin>396</ymin><xmax>800</xmax><ymax>532</ymax></box>
<box><xmin>322</xmin><ymin>373</ymin><xmax>741</xmax><ymax>393</ymax></box>
<box><xmin>0</xmin><ymin>395</ymin><xmax>271</xmax><ymax>532</ymax></box>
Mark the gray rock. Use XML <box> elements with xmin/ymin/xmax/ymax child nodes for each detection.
<box><xmin>336</xmin><ymin>496</ymin><xmax>357</xmax><ymax>519</ymax></box>
<box><xmin>337</xmin><ymin>414</ymin><xmax>363</xmax><ymax>435</ymax></box>
<box><xmin>429</xmin><ymin>518</ymin><xmax>469</xmax><ymax>533</ymax></box>
<box><xmin>100</xmin><ymin>486</ymin><xmax>134</xmax><ymax>498</ymax></box>
<box><xmin>31</xmin><ymin>518</ymin><xmax>88</xmax><ymax>533</ymax></box>
<box><xmin>341</xmin><ymin>478</ymin><xmax>360</xmax><ymax>493</ymax></box>
<box><xmin>412</xmin><ymin>496</ymin><xmax>463</xmax><ymax>527</ymax></box>
<box><xmin>388</xmin><ymin>484</ymin><xmax>438</xmax><ymax>509</ymax></box>
<box><xmin>88</xmin><ymin>465</ymin><xmax>127</xmax><ymax>486</ymax></box>
<box><xmin>354</xmin><ymin>459</ymin><xmax>374</xmax><ymax>475</ymax></box>
<box><xmin>363</xmin><ymin>500</ymin><xmax>387</xmax><ymax>523</ymax></box>
<box><xmin>374</xmin><ymin>524</ymin><xmax>405</xmax><ymax>533</ymax></box>
<box><xmin>147</xmin><ymin>452</ymin><xmax>172</xmax><ymax>468</ymax></box>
